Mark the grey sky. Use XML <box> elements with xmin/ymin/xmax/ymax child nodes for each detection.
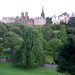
<box><xmin>0</xmin><ymin>0</ymin><xmax>75</xmax><ymax>20</ymax></box>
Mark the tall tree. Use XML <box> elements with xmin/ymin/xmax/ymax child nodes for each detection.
<box><xmin>3</xmin><ymin>32</ymin><xmax>23</xmax><ymax>53</ymax></box>
<box><xmin>58</xmin><ymin>25</ymin><xmax>67</xmax><ymax>42</ymax></box>
<box><xmin>47</xmin><ymin>38</ymin><xmax>62</xmax><ymax>58</ymax></box>
<box><xmin>12</xmin><ymin>27</ymin><xmax>46</xmax><ymax>68</ymax></box>
<box><xmin>55</xmin><ymin>35</ymin><xmax>75</xmax><ymax>75</ymax></box>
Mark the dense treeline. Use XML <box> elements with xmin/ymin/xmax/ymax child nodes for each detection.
<box><xmin>0</xmin><ymin>17</ymin><xmax>75</xmax><ymax>72</ymax></box>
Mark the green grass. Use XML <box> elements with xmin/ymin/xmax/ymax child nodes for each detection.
<box><xmin>0</xmin><ymin>61</ymin><xmax>68</xmax><ymax>75</ymax></box>
<box><xmin>54</xmin><ymin>30</ymin><xmax>60</xmax><ymax>33</ymax></box>
<box><xmin>1</xmin><ymin>52</ymin><xmax>11</xmax><ymax>58</ymax></box>
<box><xmin>3</xmin><ymin>48</ymin><xmax>10</xmax><ymax>51</ymax></box>
<box><xmin>45</xmin><ymin>54</ymin><xmax>54</xmax><ymax>64</ymax></box>
<box><xmin>44</xmin><ymin>50</ymin><xmax>57</xmax><ymax>64</ymax></box>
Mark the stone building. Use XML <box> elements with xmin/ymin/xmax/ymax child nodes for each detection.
<box><xmin>2</xmin><ymin>17</ymin><xmax>15</xmax><ymax>23</ymax></box>
<box><xmin>16</xmin><ymin>12</ymin><xmax>34</xmax><ymax>26</ymax></box>
<box><xmin>1</xmin><ymin>7</ymin><xmax>46</xmax><ymax>26</ymax></box>
<box><xmin>34</xmin><ymin>7</ymin><xmax>46</xmax><ymax>25</ymax></box>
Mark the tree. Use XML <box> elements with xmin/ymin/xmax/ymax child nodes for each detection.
<box><xmin>47</xmin><ymin>38</ymin><xmax>62</xmax><ymax>59</ymax></box>
<box><xmin>13</xmin><ymin>22</ymin><xmax>28</xmax><ymax>39</ymax></box>
<box><xmin>66</xmin><ymin>27</ymin><xmax>75</xmax><ymax>35</ymax></box>
<box><xmin>3</xmin><ymin>32</ymin><xmax>23</xmax><ymax>53</ymax></box>
<box><xmin>42</xmin><ymin>38</ymin><xmax>48</xmax><ymax>50</ymax></box>
<box><xmin>12</xmin><ymin>27</ymin><xmax>46</xmax><ymax>68</ymax></box>
<box><xmin>32</xmin><ymin>25</ymin><xmax>41</xmax><ymax>33</ymax></box>
<box><xmin>9</xmin><ymin>26</ymin><xmax>23</xmax><ymax>37</ymax></box>
<box><xmin>41</xmin><ymin>25</ymin><xmax>54</xmax><ymax>41</ymax></box>
<box><xmin>0</xmin><ymin>37</ymin><xmax>3</xmax><ymax>57</ymax></box>
<box><xmin>68</xmin><ymin>17</ymin><xmax>75</xmax><ymax>27</ymax></box>
<box><xmin>46</xmin><ymin>17</ymin><xmax>52</xmax><ymax>24</ymax></box>
<box><xmin>58</xmin><ymin>25</ymin><xmax>67</xmax><ymax>42</ymax></box>
<box><xmin>62</xmin><ymin>12</ymin><xmax>69</xmax><ymax>17</ymax></box>
<box><xmin>60</xmin><ymin>21</ymin><xmax>66</xmax><ymax>25</ymax></box>
<box><xmin>55</xmin><ymin>35</ymin><xmax>75</xmax><ymax>75</ymax></box>
<box><xmin>0</xmin><ymin>23</ymin><xmax>7</xmax><ymax>37</ymax></box>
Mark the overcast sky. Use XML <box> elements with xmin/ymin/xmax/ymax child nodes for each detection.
<box><xmin>0</xmin><ymin>0</ymin><xmax>75</xmax><ymax>20</ymax></box>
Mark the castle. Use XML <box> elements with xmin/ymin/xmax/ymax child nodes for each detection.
<box><xmin>1</xmin><ymin>7</ymin><xmax>46</xmax><ymax>26</ymax></box>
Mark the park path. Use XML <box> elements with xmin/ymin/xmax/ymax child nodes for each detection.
<box><xmin>0</xmin><ymin>58</ymin><xmax>58</xmax><ymax>68</ymax></box>
<box><xmin>44</xmin><ymin>64</ymin><xmax>58</xmax><ymax>68</ymax></box>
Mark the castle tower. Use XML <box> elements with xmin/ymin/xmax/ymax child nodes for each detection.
<box><xmin>41</xmin><ymin>6</ymin><xmax>45</xmax><ymax>18</ymax></box>
<box><xmin>21</xmin><ymin>12</ymin><xmax>24</xmax><ymax>22</ymax></box>
<box><xmin>25</xmin><ymin>12</ymin><xmax>28</xmax><ymax>24</ymax></box>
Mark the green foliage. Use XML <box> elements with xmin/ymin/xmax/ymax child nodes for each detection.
<box><xmin>46</xmin><ymin>17</ymin><xmax>52</xmax><ymax>24</ymax></box>
<box><xmin>68</xmin><ymin>17</ymin><xmax>75</xmax><ymax>27</ymax></box>
<box><xmin>55</xmin><ymin>35</ymin><xmax>75</xmax><ymax>75</ymax></box>
<box><xmin>13</xmin><ymin>22</ymin><xmax>28</xmax><ymax>39</ymax></box>
<box><xmin>41</xmin><ymin>24</ymin><xmax>54</xmax><ymax>41</ymax></box>
<box><xmin>3</xmin><ymin>32</ymin><xmax>23</xmax><ymax>52</ymax></box>
<box><xmin>0</xmin><ymin>23</ymin><xmax>7</xmax><ymax>37</ymax></box>
<box><xmin>66</xmin><ymin>27</ymin><xmax>75</xmax><ymax>35</ymax></box>
<box><xmin>60</xmin><ymin>21</ymin><xmax>66</xmax><ymax>25</ymax></box>
<box><xmin>12</xmin><ymin>27</ymin><xmax>46</xmax><ymax>68</ymax></box>
<box><xmin>54</xmin><ymin>24</ymin><xmax>60</xmax><ymax>30</ymax></box>
<box><xmin>42</xmin><ymin>38</ymin><xmax>48</xmax><ymax>50</ymax></box>
<box><xmin>32</xmin><ymin>25</ymin><xmax>41</xmax><ymax>33</ymax></box>
<box><xmin>58</xmin><ymin>25</ymin><xmax>67</xmax><ymax>42</ymax></box>
<box><xmin>0</xmin><ymin>44</ymin><xmax>3</xmax><ymax>56</ymax></box>
<box><xmin>47</xmin><ymin>38</ymin><xmax>62</xmax><ymax>59</ymax></box>
<box><xmin>9</xmin><ymin>26</ymin><xmax>23</xmax><ymax>37</ymax></box>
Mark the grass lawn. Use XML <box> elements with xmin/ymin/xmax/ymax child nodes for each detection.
<box><xmin>1</xmin><ymin>52</ymin><xmax>11</xmax><ymax>58</ymax></box>
<box><xmin>3</xmin><ymin>48</ymin><xmax>10</xmax><ymax>51</ymax></box>
<box><xmin>54</xmin><ymin>30</ymin><xmax>60</xmax><ymax>33</ymax></box>
<box><xmin>0</xmin><ymin>61</ymin><xmax>68</xmax><ymax>75</ymax></box>
<box><xmin>45</xmin><ymin>54</ymin><xmax>54</xmax><ymax>64</ymax></box>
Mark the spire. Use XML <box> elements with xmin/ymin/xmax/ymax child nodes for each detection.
<box><xmin>41</xmin><ymin>6</ymin><xmax>45</xmax><ymax>18</ymax></box>
<box><xmin>42</xmin><ymin>6</ymin><xmax>44</xmax><ymax>13</ymax></box>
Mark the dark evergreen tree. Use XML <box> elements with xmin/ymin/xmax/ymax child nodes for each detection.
<box><xmin>12</xmin><ymin>27</ymin><xmax>46</xmax><ymax>68</ymax></box>
<box><xmin>55</xmin><ymin>35</ymin><xmax>75</xmax><ymax>75</ymax></box>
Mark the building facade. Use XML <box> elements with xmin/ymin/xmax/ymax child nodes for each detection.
<box><xmin>2</xmin><ymin>17</ymin><xmax>15</xmax><ymax>23</ymax></box>
<box><xmin>16</xmin><ymin>12</ymin><xmax>34</xmax><ymax>26</ymax></box>
<box><xmin>52</xmin><ymin>14</ymin><xmax>69</xmax><ymax>24</ymax></box>
<box><xmin>1</xmin><ymin>7</ymin><xmax>46</xmax><ymax>25</ymax></box>
<box><xmin>34</xmin><ymin>7</ymin><xmax>46</xmax><ymax>25</ymax></box>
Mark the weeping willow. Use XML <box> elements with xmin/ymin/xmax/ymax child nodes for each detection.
<box><xmin>12</xmin><ymin>26</ymin><xmax>46</xmax><ymax>68</ymax></box>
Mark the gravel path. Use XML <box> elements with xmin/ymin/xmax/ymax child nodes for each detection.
<box><xmin>44</xmin><ymin>64</ymin><xmax>58</xmax><ymax>68</ymax></box>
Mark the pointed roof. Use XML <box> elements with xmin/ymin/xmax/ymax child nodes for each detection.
<box><xmin>41</xmin><ymin>6</ymin><xmax>45</xmax><ymax>17</ymax></box>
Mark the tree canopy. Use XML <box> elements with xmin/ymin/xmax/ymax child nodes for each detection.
<box><xmin>3</xmin><ymin>32</ymin><xmax>23</xmax><ymax>52</ymax></box>
<box><xmin>57</xmin><ymin>25</ymin><xmax>67</xmax><ymax>42</ymax></box>
<box><xmin>12</xmin><ymin>27</ymin><xmax>46</xmax><ymax>68</ymax></box>
<box><xmin>0</xmin><ymin>23</ymin><xmax>7</xmax><ymax>37</ymax></box>
<box><xmin>41</xmin><ymin>24</ymin><xmax>54</xmax><ymax>41</ymax></box>
<box><xmin>55</xmin><ymin>35</ymin><xmax>75</xmax><ymax>75</ymax></box>
<box><xmin>47</xmin><ymin>38</ymin><xmax>62</xmax><ymax>59</ymax></box>
<box><xmin>68</xmin><ymin>17</ymin><xmax>75</xmax><ymax>27</ymax></box>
